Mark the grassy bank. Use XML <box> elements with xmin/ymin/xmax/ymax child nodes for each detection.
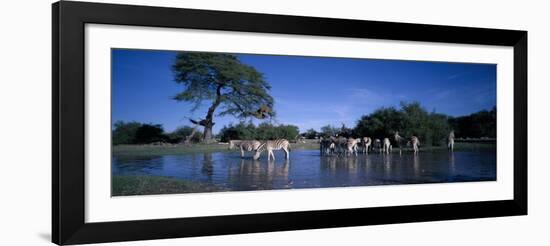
<box><xmin>113</xmin><ymin>142</ymin><xmax>494</xmax><ymax>157</ymax></box>
<box><xmin>391</xmin><ymin>142</ymin><xmax>496</xmax><ymax>152</ymax></box>
<box><xmin>112</xmin><ymin>175</ymin><xmax>225</xmax><ymax>196</ymax></box>
<box><xmin>113</xmin><ymin>143</ymin><xmax>229</xmax><ymax>156</ymax></box>
<box><xmin>113</xmin><ymin>142</ymin><xmax>320</xmax><ymax>157</ymax></box>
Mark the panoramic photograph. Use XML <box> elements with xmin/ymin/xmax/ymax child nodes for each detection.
<box><xmin>111</xmin><ymin>48</ymin><xmax>497</xmax><ymax>196</ymax></box>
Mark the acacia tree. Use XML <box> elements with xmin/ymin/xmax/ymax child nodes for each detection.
<box><xmin>172</xmin><ymin>52</ymin><xmax>274</xmax><ymax>142</ymax></box>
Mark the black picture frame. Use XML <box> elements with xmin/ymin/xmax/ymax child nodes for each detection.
<box><xmin>52</xmin><ymin>1</ymin><xmax>527</xmax><ymax>245</ymax></box>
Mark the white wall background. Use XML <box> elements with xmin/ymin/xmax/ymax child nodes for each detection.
<box><xmin>0</xmin><ymin>0</ymin><xmax>547</xmax><ymax>245</ymax></box>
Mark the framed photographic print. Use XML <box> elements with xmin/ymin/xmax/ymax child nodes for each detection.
<box><xmin>52</xmin><ymin>1</ymin><xmax>527</xmax><ymax>245</ymax></box>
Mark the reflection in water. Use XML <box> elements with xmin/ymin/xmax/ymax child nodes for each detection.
<box><xmin>413</xmin><ymin>154</ymin><xmax>420</xmax><ymax>178</ymax></box>
<box><xmin>201</xmin><ymin>153</ymin><xmax>214</xmax><ymax>179</ymax></box>
<box><xmin>384</xmin><ymin>154</ymin><xmax>392</xmax><ymax>179</ymax></box>
<box><xmin>113</xmin><ymin>149</ymin><xmax>496</xmax><ymax>193</ymax></box>
<box><xmin>449</xmin><ymin>152</ymin><xmax>456</xmax><ymax>175</ymax></box>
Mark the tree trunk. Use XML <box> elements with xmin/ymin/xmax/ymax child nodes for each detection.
<box><xmin>202</xmin><ymin>85</ymin><xmax>223</xmax><ymax>143</ymax></box>
<box><xmin>203</xmin><ymin>126</ymin><xmax>214</xmax><ymax>143</ymax></box>
<box><xmin>183</xmin><ymin>125</ymin><xmax>199</xmax><ymax>145</ymax></box>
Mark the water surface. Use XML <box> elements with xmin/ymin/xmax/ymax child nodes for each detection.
<box><xmin>113</xmin><ymin>149</ymin><xmax>496</xmax><ymax>194</ymax></box>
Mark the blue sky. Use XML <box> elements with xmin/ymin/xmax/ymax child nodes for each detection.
<box><xmin>112</xmin><ymin>49</ymin><xmax>496</xmax><ymax>133</ymax></box>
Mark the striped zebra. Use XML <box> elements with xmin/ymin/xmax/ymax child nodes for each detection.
<box><xmin>336</xmin><ymin>136</ymin><xmax>348</xmax><ymax>156</ymax></box>
<box><xmin>383</xmin><ymin>138</ymin><xmax>392</xmax><ymax>154</ymax></box>
<box><xmin>320</xmin><ymin>136</ymin><xmax>338</xmax><ymax>156</ymax></box>
<box><xmin>346</xmin><ymin>138</ymin><xmax>360</xmax><ymax>156</ymax></box>
<box><xmin>228</xmin><ymin>140</ymin><xmax>262</xmax><ymax>159</ymax></box>
<box><xmin>328</xmin><ymin>136</ymin><xmax>337</xmax><ymax>155</ymax></box>
<box><xmin>361</xmin><ymin>137</ymin><xmax>372</xmax><ymax>154</ymax></box>
<box><xmin>410</xmin><ymin>136</ymin><xmax>420</xmax><ymax>154</ymax></box>
<box><xmin>448</xmin><ymin>131</ymin><xmax>455</xmax><ymax>152</ymax></box>
<box><xmin>319</xmin><ymin>137</ymin><xmax>331</xmax><ymax>156</ymax></box>
<box><xmin>394</xmin><ymin>131</ymin><xmax>405</xmax><ymax>155</ymax></box>
<box><xmin>256</xmin><ymin>139</ymin><xmax>291</xmax><ymax>160</ymax></box>
<box><xmin>373</xmin><ymin>139</ymin><xmax>382</xmax><ymax>153</ymax></box>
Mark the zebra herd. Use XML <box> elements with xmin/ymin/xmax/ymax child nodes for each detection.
<box><xmin>320</xmin><ymin>130</ymin><xmax>455</xmax><ymax>156</ymax></box>
<box><xmin>228</xmin><ymin>131</ymin><xmax>456</xmax><ymax>160</ymax></box>
<box><xmin>319</xmin><ymin>131</ymin><xmax>420</xmax><ymax>156</ymax></box>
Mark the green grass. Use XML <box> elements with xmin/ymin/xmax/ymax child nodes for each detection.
<box><xmin>112</xmin><ymin>175</ymin><xmax>225</xmax><ymax>196</ymax></box>
<box><xmin>113</xmin><ymin>143</ymin><xmax>229</xmax><ymax>156</ymax></box>
<box><xmin>112</xmin><ymin>142</ymin><xmax>320</xmax><ymax>157</ymax></box>
<box><xmin>394</xmin><ymin>142</ymin><xmax>496</xmax><ymax>152</ymax></box>
<box><xmin>113</xmin><ymin>141</ymin><xmax>494</xmax><ymax>157</ymax></box>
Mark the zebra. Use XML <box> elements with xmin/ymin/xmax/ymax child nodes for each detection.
<box><xmin>394</xmin><ymin>131</ymin><xmax>405</xmax><ymax>155</ymax></box>
<box><xmin>320</xmin><ymin>137</ymin><xmax>335</xmax><ymax>156</ymax></box>
<box><xmin>255</xmin><ymin>139</ymin><xmax>291</xmax><ymax>160</ymax></box>
<box><xmin>361</xmin><ymin>137</ymin><xmax>372</xmax><ymax>154</ymax></box>
<box><xmin>373</xmin><ymin>139</ymin><xmax>382</xmax><ymax>153</ymax></box>
<box><xmin>328</xmin><ymin>138</ymin><xmax>337</xmax><ymax>155</ymax></box>
<box><xmin>448</xmin><ymin>131</ymin><xmax>455</xmax><ymax>152</ymax></box>
<box><xmin>410</xmin><ymin>136</ymin><xmax>420</xmax><ymax>154</ymax></box>
<box><xmin>383</xmin><ymin>138</ymin><xmax>392</xmax><ymax>154</ymax></box>
<box><xmin>228</xmin><ymin>140</ymin><xmax>263</xmax><ymax>160</ymax></box>
<box><xmin>336</xmin><ymin>136</ymin><xmax>348</xmax><ymax>156</ymax></box>
<box><xmin>346</xmin><ymin>138</ymin><xmax>361</xmax><ymax>156</ymax></box>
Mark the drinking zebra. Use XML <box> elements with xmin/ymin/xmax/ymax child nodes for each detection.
<box><xmin>320</xmin><ymin>137</ymin><xmax>336</xmax><ymax>156</ymax></box>
<box><xmin>256</xmin><ymin>139</ymin><xmax>291</xmax><ymax>160</ymax></box>
<box><xmin>346</xmin><ymin>138</ymin><xmax>361</xmax><ymax>156</ymax></box>
<box><xmin>448</xmin><ymin>131</ymin><xmax>455</xmax><ymax>152</ymax></box>
<box><xmin>394</xmin><ymin>131</ymin><xmax>405</xmax><ymax>155</ymax></box>
<box><xmin>228</xmin><ymin>140</ymin><xmax>263</xmax><ymax>159</ymax></box>
<box><xmin>336</xmin><ymin>136</ymin><xmax>348</xmax><ymax>156</ymax></box>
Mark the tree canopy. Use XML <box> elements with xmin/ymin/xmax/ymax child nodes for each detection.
<box><xmin>353</xmin><ymin>102</ymin><xmax>451</xmax><ymax>146</ymax></box>
<box><xmin>172</xmin><ymin>52</ymin><xmax>275</xmax><ymax>142</ymax></box>
<box><xmin>218</xmin><ymin>122</ymin><xmax>299</xmax><ymax>142</ymax></box>
<box><xmin>449</xmin><ymin>107</ymin><xmax>496</xmax><ymax>138</ymax></box>
<box><xmin>112</xmin><ymin>121</ymin><xmax>166</xmax><ymax>145</ymax></box>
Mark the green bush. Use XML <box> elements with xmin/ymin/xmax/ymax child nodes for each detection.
<box><xmin>113</xmin><ymin>121</ymin><xmax>194</xmax><ymax>145</ymax></box>
<box><xmin>218</xmin><ymin>122</ymin><xmax>299</xmax><ymax>142</ymax></box>
<box><xmin>112</xmin><ymin>121</ymin><xmax>141</xmax><ymax>145</ymax></box>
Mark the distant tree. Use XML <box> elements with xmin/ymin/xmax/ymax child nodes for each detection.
<box><xmin>172</xmin><ymin>52</ymin><xmax>275</xmax><ymax>143</ymax></box>
<box><xmin>303</xmin><ymin>128</ymin><xmax>318</xmax><ymax>139</ymax></box>
<box><xmin>320</xmin><ymin>125</ymin><xmax>339</xmax><ymax>137</ymax></box>
<box><xmin>427</xmin><ymin>112</ymin><xmax>451</xmax><ymax>146</ymax></box>
<box><xmin>218</xmin><ymin>122</ymin><xmax>257</xmax><ymax>142</ymax></box>
<box><xmin>339</xmin><ymin>123</ymin><xmax>353</xmax><ymax>138</ymax></box>
<box><xmin>353</xmin><ymin>102</ymin><xmax>452</xmax><ymax>146</ymax></box>
<box><xmin>278</xmin><ymin>124</ymin><xmax>300</xmax><ymax>140</ymax></box>
<box><xmin>218</xmin><ymin>122</ymin><xmax>299</xmax><ymax>141</ymax></box>
<box><xmin>112</xmin><ymin>121</ymin><xmax>141</xmax><ymax>145</ymax></box>
<box><xmin>166</xmin><ymin>126</ymin><xmax>203</xmax><ymax>143</ymax></box>
<box><xmin>134</xmin><ymin>124</ymin><xmax>165</xmax><ymax>144</ymax></box>
<box><xmin>449</xmin><ymin>106</ymin><xmax>496</xmax><ymax>138</ymax></box>
<box><xmin>354</xmin><ymin>106</ymin><xmax>405</xmax><ymax>140</ymax></box>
